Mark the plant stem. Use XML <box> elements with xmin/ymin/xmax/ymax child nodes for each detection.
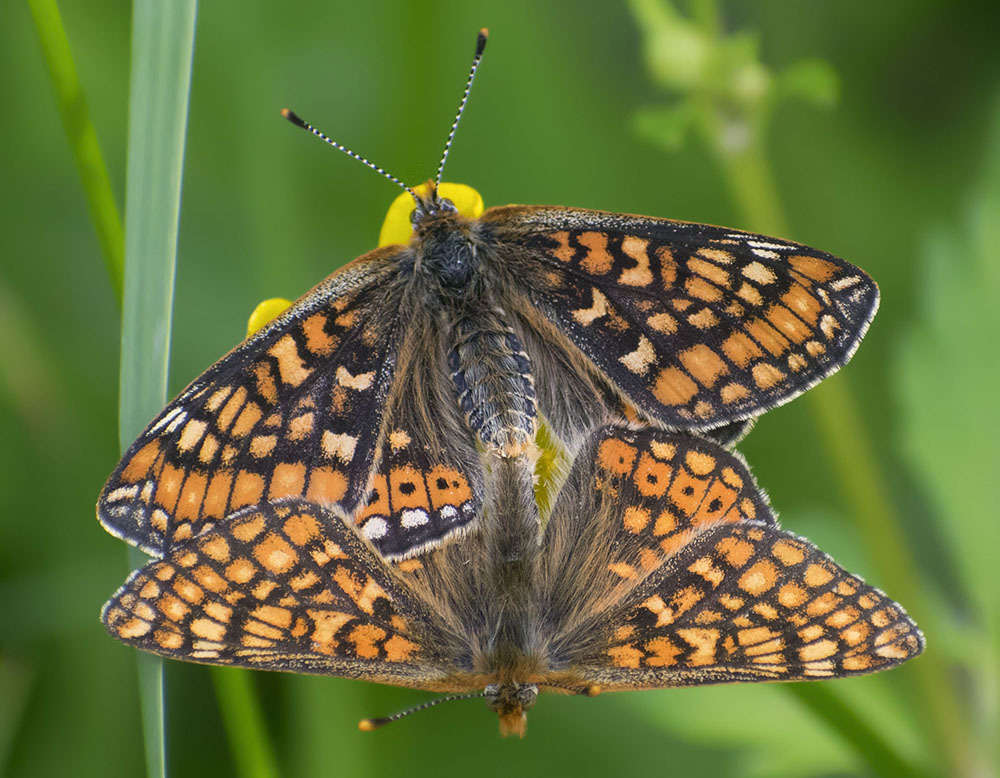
<box><xmin>27</xmin><ymin>0</ymin><xmax>124</xmax><ymax>307</ymax></box>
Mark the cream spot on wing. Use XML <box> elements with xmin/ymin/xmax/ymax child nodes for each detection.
<box><xmin>572</xmin><ymin>288</ymin><xmax>608</xmax><ymax>326</ymax></box>
<box><xmin>322</xmin><ymin>431</ymin><xmax>358</xmax><ymax>463</ymax></box>
<box><xmin>742</xmin><ymin>261</ymin><xmax>777</xmax><ymax>285</ymax></box>
<box><xmin>335</xmin><ymin>366</ymin><xmax>375</xmax><ymax>390</ymax></box>
<box><xmin>619</xmin><ymin>335</ymin><xmax>656</xmax><ymax>376</ymax></box>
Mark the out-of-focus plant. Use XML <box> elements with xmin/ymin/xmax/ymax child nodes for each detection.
<box><xmin>628</xmin><ymin>1</ymin><xmax>982</xmax><ymax>775</ymax></box>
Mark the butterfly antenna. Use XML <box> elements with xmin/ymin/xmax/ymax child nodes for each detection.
<box><xmin>358</xmin><ymin>690</ymin><xmax>485</xmax><ymax>732</ymax></box>
<box><xmin>434</xmin><ymin>27</ymin><xmax>489</xmax><ymax>187</ymax></box>
<box><xmin>280</xmin><ymin>108</ymin><xmax>417</xmax><ymax>199</ymax></box>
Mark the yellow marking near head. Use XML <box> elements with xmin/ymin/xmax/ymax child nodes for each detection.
<box><xmin>246</xmin><ymin>298</ymin><xmax>293</xmax><ymax>337</ymax></box>
<box><xmin>378</xmin><ymin>182</ymin><xmax>483</xmax><ymax>246</ymax></box>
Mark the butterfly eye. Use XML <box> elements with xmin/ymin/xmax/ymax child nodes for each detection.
<box><xmin>515</xmin><ymin>684</ymin><xmax>538</xmax><ymax>710</ymax></box>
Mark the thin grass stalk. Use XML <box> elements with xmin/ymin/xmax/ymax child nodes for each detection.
<box><xmin>120</xmin><ymin>1</ymin><xmax>198</xmax><ymax>774</ymax></box>
<box><xmin>27</xmin><ymin>0</ymin><xmax>125</xmax><ymax>306</ymax></box>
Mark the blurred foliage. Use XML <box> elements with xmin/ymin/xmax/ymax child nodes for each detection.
<box><xmin>3</xmin><ymin>0</ymin><xmax>999</xmax><ymax>776</ymax></box>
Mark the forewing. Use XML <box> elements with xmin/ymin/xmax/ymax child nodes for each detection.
<box><xmin>98</xmin><ymin>249</ymin><xmax>407</xmax><ymax>556</ymax></box>
<box><xmin>485</xmin><ymin>206</ymin><xmax>879</xmax><ymax>431</ymax></box>
<box><xmin>571</xmin><ymin>522</ymin><xmax>923</xmax><ymax>689</ymax></box>
<box><xmin>102</xmin><ymin>500</ymin><xmax>455</xmax><ymax>688</ymax></box>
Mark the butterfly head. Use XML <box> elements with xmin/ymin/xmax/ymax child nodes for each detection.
<box><xmin>484</xmin><ymin>682</ymin><xmax>538</xmax><ymax>738</ymax></box>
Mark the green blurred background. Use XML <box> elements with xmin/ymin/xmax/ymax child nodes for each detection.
<box><xmin>3</xmin><ymin>0</ymin><xmax>998</xmax><ymax>776</ymax></box>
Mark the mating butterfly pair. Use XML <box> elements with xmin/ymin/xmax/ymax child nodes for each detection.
<box><xmin>98</xmin><ymin>29</ymin><xmax>920</xmax><ymax>735</ymax></box>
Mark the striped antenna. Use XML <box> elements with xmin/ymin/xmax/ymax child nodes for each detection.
<box><xmin>358</xmin><ymin>690</ymin><xmax>485</xmax><ymax>731</ymax></box>
<box><xmin>280</xmin><ymin>108</ymin><xmax>416</xmax><ymax>199</ymax></box>
<box><xmin>434</xmin><ymin>28</ymin><xmax>489</xmax><ymax>187</ymax></box>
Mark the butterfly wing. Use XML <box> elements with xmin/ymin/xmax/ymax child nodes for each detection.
<box><xmin>98</xmin><ymin>250</ymin><xmax>407</xmax><ymax>556</ymax></box>
<box><xmin>541</xmin><ymin>427</ymin><xmax>922</xmax><ymax>688</ymax></box>
<box><xmin>102</xmin><ymin>499</ymin><xmax>464</xmax><ymax>689</ymax></box>
<box><xmin>484</xmin><ymin>206</ymin><xmax>878</xmax><ymax>435</ymax></box>
<box><xmin>352</xmin><ymin>316</ymin><xmax>483</xmax><ymax>559</ymax></box>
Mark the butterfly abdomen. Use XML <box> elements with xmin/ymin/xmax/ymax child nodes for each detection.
<box><xmin>448</xmin><ymin>313</ymin><xmax>538</xmax><ymax>457</ymax></box>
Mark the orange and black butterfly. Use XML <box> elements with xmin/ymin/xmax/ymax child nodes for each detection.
<box><xmin>104</xmin><ymin>426</ymin><xmax>922</xmax><ymax>736</ymax></box>
<box><xmin>98</xmin><ymin>29</ymin><xmax>878</xmax><ymax>563</ymax></box>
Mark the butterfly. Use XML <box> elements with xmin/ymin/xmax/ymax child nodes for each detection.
<box><xmin>97</xmin><ymin>28</ymin><xmax>879</xmax><ymax>563</ymax></box>
<box><xmin>103</xmin><ymin>425</ymin><xmax>923</xmax><ymax>736</ymax></box>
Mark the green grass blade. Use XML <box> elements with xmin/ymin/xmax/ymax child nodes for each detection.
<box><xmin>27</xmin><ymin>0</ymin><xmax>125</xmax><ymax>306</ymax></box>
<box><xmin>211</xmin><ymin>668</ymin><xmax>281</xmax><ymax>778</ymax></box>
<box><xmin>120</xmin><ymin>1</ymin><xmax>198</xmax><ymax>775</ymax></box>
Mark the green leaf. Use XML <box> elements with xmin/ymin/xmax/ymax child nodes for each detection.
<box><xmin>777</xmin><ymin>59</ymin><xmax>840</xmax><ymax>108</ymax></box>
<box><xmin>896</xmin><ymin>99</ymin><xmax>1000</xmax><ymax>773</ymax></box>
<box><xmin>633</xmin><ymin>103</ymin><xmax>696</xmax><ymax>151</ymax></box>
<box><xmin>120</xmin><ymin>1</ymin><xmax>198</xmax><ymax>775</ymax></box>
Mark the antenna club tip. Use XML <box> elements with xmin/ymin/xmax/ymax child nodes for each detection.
<box><xmin>584</xmin><ymin>685</ymin><xmax>601</xmax><ymax>697</ymax></box>
<box><xmin>281</xmin><ymin>108</ymin><xmax>307</xmax><ymax>128</ymax></box>
<box><xmin>476</xmin><ymin>28</ymin><xmax>489</xmax><ymax>54</ymax></box>
<box><xmin>357</xmin><ymin>719</ymin><xmax>378</xmax><ymax>732</ymax></box>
